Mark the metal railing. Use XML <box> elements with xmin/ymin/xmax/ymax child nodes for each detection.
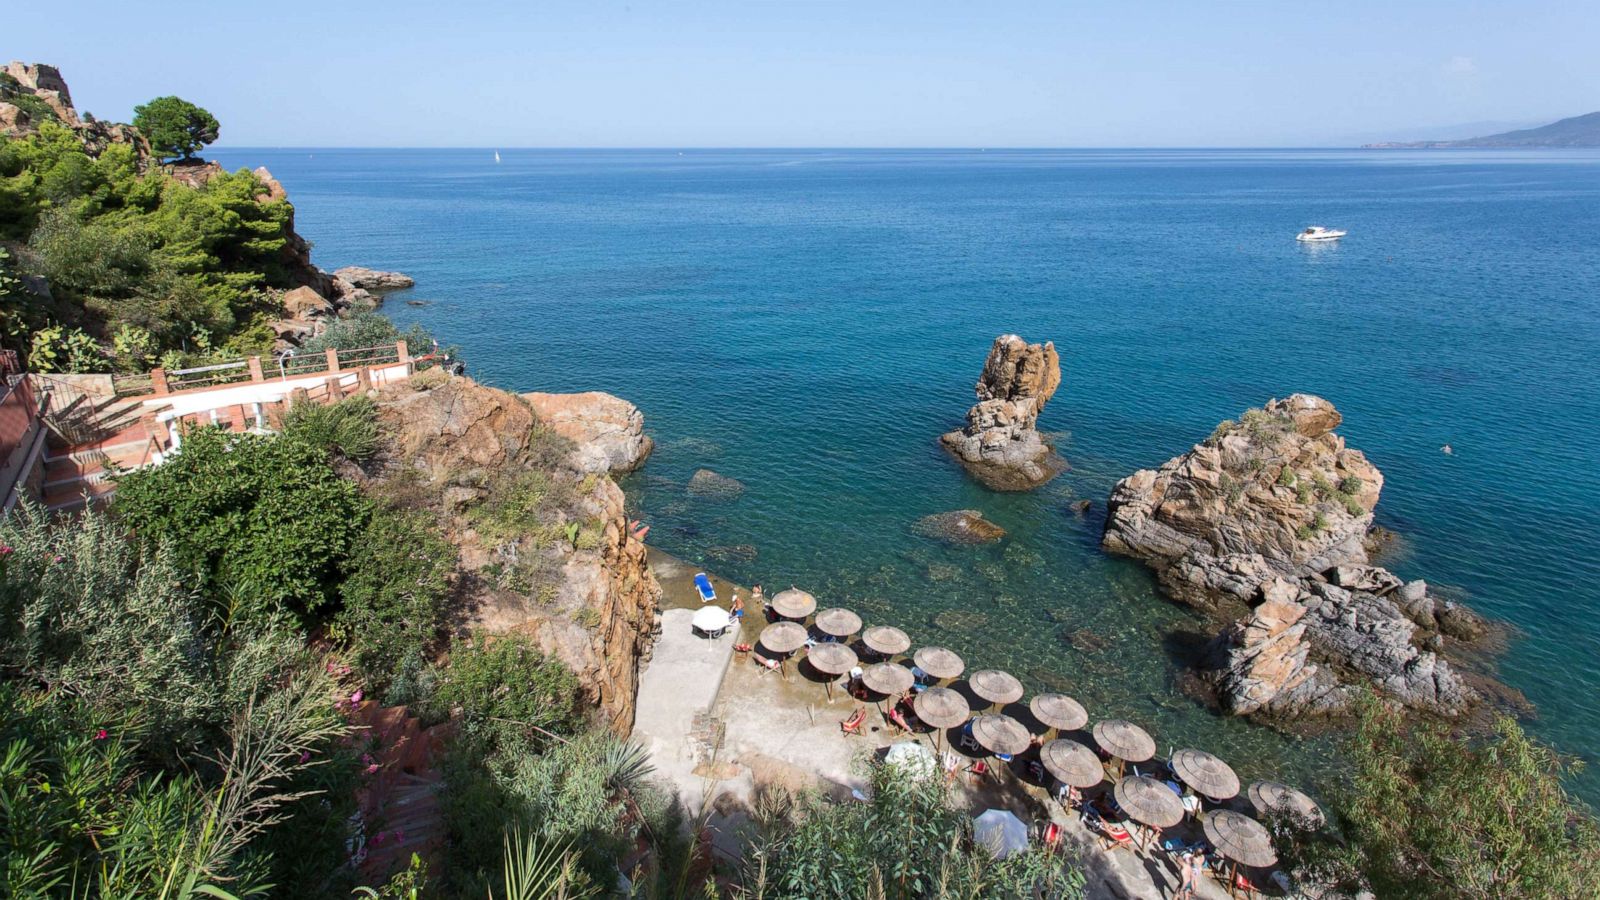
<box><xmin>164</xmin><ymin>359</ymin><xmax>254</xmax><ymax>392</ymax></box>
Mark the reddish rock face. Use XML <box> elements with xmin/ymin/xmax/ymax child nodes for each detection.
<box><xmin>521</xmin><ymin>391</ymin><xmax>653</xmax><ymax>475</ymax></box>
<box><xmin>369</xmin><ymin>378</ymin><xmax>662</xmax><ymax>732</ymax></box>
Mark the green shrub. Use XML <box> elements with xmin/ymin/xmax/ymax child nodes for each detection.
<box><xmin>282</xmin><ymin>394</ymin><xmax>381</xmax><ymax>461</ymax></box>
<box><xmin>753</xmin><ymin>759</ymin><xmax>1084</xmax><ymax>898</ymax></box>
<box><xmin>113</xmin><ymin>426</ymin><xmax>370</xmax><ymax>622</ymax></box>
<box><xmin>1283</xmin><ymin>696</ymin><xmax>1600</xmax><ymax>900</ymax></box>
<box><xmin>299</xmin><ymin>309</ymin><xmax>452</xmax><ymax>367</ymax></box>
<box><xmin>1338</xmin><ymin>475</ymin><xmax>1364</xmax><ymax>495</ymax></box>
<box><xmin>333</xmin><ymin>507</ymin><xmax>455</xmax><ymax>688</ymax></box>
<box><xmin>428</xmin><ymin>634</ymin><xmax>585</xmax><ymax>754</ymax></box>
<box><xmin>1277</xmin><ymin>467</ymin><xmax>1297</xmax><ymax>488</ymax></box>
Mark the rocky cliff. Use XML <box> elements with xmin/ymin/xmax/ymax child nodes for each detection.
<box><xmin>1</xmin><ymin>62</ymin><xmax>147</xmax><ymax>156</ymax></box>
<box><xmin>940</xmin><ymin>334</ymin><xmax>1066</xmax><ymax>490</ymax></box>
<box><xmin>1103</xmin><ymin>394</ymin><xmax>1489</xmax><ymax>720</ymax></box>
<box><xmin>362</xmin><ymin>376</ymin><xmax>662</xmax><ymax>732</ymax></box>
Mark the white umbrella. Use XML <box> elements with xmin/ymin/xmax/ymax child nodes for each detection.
<box><xmin>973</xmin><ymin>809</ymin><xmax>1029</xmax><ymax>859</ymax></box>
<box><xmin>884</xmin><ymin>741</ymin><xmax>937</xmax><ymax>780</ymax></box>
<box><xmin>691</xmin><ymin>606</ymin><xmax>731</xmax><ymax>633</ymax></box>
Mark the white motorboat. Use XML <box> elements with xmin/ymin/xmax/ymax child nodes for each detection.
<box><xmin>1296</xmin><ymin>225</ymin><xmax>1345</xmax><ymax>242</ymax></box>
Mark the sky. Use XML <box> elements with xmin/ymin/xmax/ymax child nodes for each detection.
<box><xmin>13</xmin><ymin>0</ymin><xmax>1599</xmax><ymax>147</ymax></box>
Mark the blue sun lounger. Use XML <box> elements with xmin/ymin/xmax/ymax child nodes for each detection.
<box><xmin>693</xmin><ymin>572</ymin><xmax>716</xmax><ymax>604</ymax></box>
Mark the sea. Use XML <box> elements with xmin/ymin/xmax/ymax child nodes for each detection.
<box><xmin>210</xmin><ymin>147</ymin><xmax>1600</xmax><ymax>804</ymax></box>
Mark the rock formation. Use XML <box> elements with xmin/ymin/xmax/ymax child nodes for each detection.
<box><xmin>335</xmin><ymin>266</ymin><xmax>416</xmax><ymax>293</ymax></box>
<box><xmin>365</xmin><ymin>377</ymin><xmax>662</xmax><ymax>731</ymax></box>
<box><xmin>687</xmin><ymin>469</ymin><xmax>745</xmax><ymax>499</ymax></box>
<box><xmin>2</xmin><ymin>61</ymin><xmax>149</xmax><ymax>156</ymax></box>
<box><xmin>940</xmin><ymin>335</ymin><xmax>1065</xmax><ymax>491</ymax></box>
<box><xmin>912</xmin><ymin>510</ymin><xmax>1007</xmax><ymax>545</ymax></box>
<box><xmin>521</xmin><ymin>391</ymin><xmax>653</xmax><ymax>475</ymax></box>
<box><xmin>1103</xmin><ymin>394</ymin><xmax>1488</xmax><ymax>720</ymax></box>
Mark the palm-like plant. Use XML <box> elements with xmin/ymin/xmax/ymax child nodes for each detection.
<box><xmin>495</xmin><ymin>829</ymin><xmax>594</xmax><ymax>900</ymax></box>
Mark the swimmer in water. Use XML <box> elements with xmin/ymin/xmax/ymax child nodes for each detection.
<box><xmin>1441</xmin><ymin>444</ymin><xmax>1454</xmax><ymax>455</ymax></box>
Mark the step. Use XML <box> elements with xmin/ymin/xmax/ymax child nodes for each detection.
<box><xmin>44</xmin><ymin>478</ymin><xmax>119</xmax><ymax>512</ymax></box>
<box><xmin>44</xmin><ymin>437</ymin><xmax>152</xmax><ymax>464</ymax></box>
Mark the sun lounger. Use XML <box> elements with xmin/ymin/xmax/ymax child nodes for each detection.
<box><xmin>841</xmin><ymin>706</ymin><xmax>867</xmax><ymax>736</ymax></box>
<box><xmin>693</xmin><ymin>573</ymin><xmax>716</xmax><ymax>603</ymax></box>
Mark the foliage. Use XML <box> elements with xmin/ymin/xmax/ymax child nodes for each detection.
<box><xmin>750</xmin><ymin>760</ymin><xmax>1084</xmax><ymax>899</ymax></box>
<box><xmin>26</xmin><ymin>322</ymin><xmax>105</xmax><ymax>373</ymax></box>
<box><xmin>0</xmin><ymin>503</ymin><xmax>220</xmax><ymax>745</ymax></box>
<box><xmin>283</xmin><ymin>395</ymin><xmax>382</xmax><ymax>461</ymax></box>
<box><xmin>1285</xmin><ymin>696</ymin><xmax>1600</xmax><ymax>900</ymax></box>
<box><xmin>0</xmin><ymin>122</ymin><xmax>294</xmax><ymax>366</ymax></box>
<box><xmin>298</xmin><ymin>310</ymin><xmax>453</xmax><ymax>368</ymax></box>
<box><xmin>113</xmin><ymin>426</ymin><xmax>371</xmax><ymax>623</ymax></box>
<box><xmin>353</xmin><ymin>853</ymin><xmax>431</xmax><ymax>899</ymax></box>
<box><xmin>133</xmin><ymin>96</ymin><xmax>220</xmax><ymax>161</ymax></box>
<box><xmin>427</xmin><ymin>635</ymin><xmax>584</xmax><ymax>754</ymax></box>
<box><xmin>333</xmin><ymin>506</ymin><xmax>455</xmax><ymax>689</ymax></box>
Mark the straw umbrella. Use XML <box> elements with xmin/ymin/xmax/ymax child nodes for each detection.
<box><xmin>912</xmin><ymin>646</ymin><xmax>965</xmax><ymax>683</ymax></box>
<box><xmin>1246</xmin><ymin>781</ymin><xmax>1324</xmax><ymax>829</ymax></box>
<box><xmin>1040</xmin><ymin>739</ymin><xmax>1104</xmax><ymax>789</ymax></box>
<box><xmin>861</xmin><ymin>625</ymin><xmax>911</xmax><ymax>659</ymax></box>
<box><xmin>1171</xmin><ymin>748</ymin><xmax>1241</xmax><ymax>801</ymax></box>
<box><xmin>861</xmin><ymin>662</ymin><xmax>915</xmax><ymax>723</ymax></box>
<box><xmin>1114</xmin><ymin>775</ymin><xmax>1184</xmax><ymax>849</ymax></box>
<box><xmin>970</xmin><ymin>714</ymin><xmax>1031</xmax><ymax>764</ymax></box>
<box><xmin>1029</xmin><ymin>693</ymin><xmax>1088</xmax><ymax>735</ymax></box>
<box><xmin>913</xmin><ymin>687</ymin><xmax>970</xmax><ymax>755</ymax></box>
<box><xmin>1092</xmin><ymin>719</ymin><xmax>1155</xmax><ymax>777</ymax></box>
<box><xmin>968</xmin><ymin>669</ymin><xmax>1024</xmax><ymax>712</ymax></box>
<box><xmin>815</xmin><ymin>607</ymin><xmax>863</xmax><ymax>640</ymax></box>
<box><xmin>1203</xmin><ymin>810</ymin><xmax>1278</xmax><ymax>895</ymax></box>
<box><xmin>759</xmin><ymin>621</ymin><xmax>807</xmax><ymax>677</ymax></box>
<box><xmin>769</xmin><ymin>588</ymin><xmax>817</xmax><ymax>621</ymax></box>
<box><xmin>807</xmin><ymin>642</ymin><xmax>858</xmax><ymax>701</ymax></box>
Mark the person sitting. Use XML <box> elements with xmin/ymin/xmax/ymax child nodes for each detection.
<box><xmin>846</xmin><ymin>665</ymin><xmax>865</xmax><ymax>697</ymax></box>
<box><xmin>887</xmin><ymin>705</ymin><xmax>912</xmax><ymax>733</ymax></box>
<box><xmin>1055</xmin><ymin>782</ymin><xmax>1082</xmax><ymax>809</ymax></box>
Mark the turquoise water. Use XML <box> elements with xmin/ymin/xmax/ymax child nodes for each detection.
<box><xmin>213</xmin><ymin>148</ymin><xmax>1600</xmax><ymax>802</ymax></box>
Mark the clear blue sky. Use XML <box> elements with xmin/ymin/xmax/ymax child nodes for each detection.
<box><xmin>11</xmin><ymin>0</ymin><xmax>1597</xmax><ymax>147</ymax></box>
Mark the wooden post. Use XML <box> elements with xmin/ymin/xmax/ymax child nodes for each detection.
<box><xmin>142</xmin><ymin>411</ymin><xmax>165</xmax><ymax>452</ymax></box>
<box><xmin>396</xmin><ymin>339</ymin><xmax>410</xmax><ymax>363</ymax></box>
<box><xmin>356</xmin><ymin>367</ymin><xmax>373</xmax><ymax>392</ymax></box>
<box><xmin>325</xmin><ymin>347</ymin><xmax>340</xmax><ymax>372</ymax></box>
<box><xmin>151</xmin><ymin>367</ymin><xmax>169</xmax><ymax>395</ymax></box>
<box><xmin>325</xmin><ymin>376</ymin><xmax>342</xmax><ymax>401</ymax></box>
<box><xmin>247</xmin><ymin>356</ymin><xmax>265</xmax><ymax>382</ymax></box>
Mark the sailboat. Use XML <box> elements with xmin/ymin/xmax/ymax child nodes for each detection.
<box><xmin>494</xmin><ymin>150</ymin><xmax>501</xmax><ymax>164</ymax></box>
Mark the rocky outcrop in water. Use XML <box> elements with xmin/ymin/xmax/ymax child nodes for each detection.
<box><xmin>1103</xmin><ymin>394</ymin><xmax>1489</xmax><ymax>720</ymax></box>
<box><xmin>364</xmin><ymin>377</ymin><xmax>661</xmax><ymax>731</ymax></box>
<box><xmin>687</xmin><ymin>469</ymin><xmax>745</xmax><ymax>499</ymax></box>
<box><xmin>940</xmin><ymin>334</ymin><xmax>1065</xmax><ymax>491</ymax></box>
<box><xmin>335</xmin><ymin>266</ymin><xmax>416</xmax><ymax>293</ymax></box>
<box><xmin>912</xmin><ymin>510</ymin><xmax>1007</xmax><ymax>545</ymax></box>
<box><xmin>522</xmin><ymin>391</ymin><xmax>653</xmax><ymax>475</ymax></box>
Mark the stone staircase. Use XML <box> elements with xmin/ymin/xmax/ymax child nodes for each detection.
<box><xmin>347</xmin><ymin>701</ymin><xmax>450</xmax><ymax>882</ymax></box>
<box><xmin>39</xmin><ymin>399</ymin><xmax>158</xmax><ymax>512</ymax></box>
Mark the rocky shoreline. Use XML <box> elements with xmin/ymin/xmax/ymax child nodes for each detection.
<box><xmin>1102</xmin><ymin>394</ymin><xmax>1498</xmax><ymax>722</ymax></box>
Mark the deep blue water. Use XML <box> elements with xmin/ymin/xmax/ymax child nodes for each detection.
<box><xmin>212</xmin><ymin>147</ymin><xmax>1600</xmax><ymax>802</ymax></box>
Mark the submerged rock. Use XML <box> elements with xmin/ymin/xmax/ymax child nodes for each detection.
<box><xmin>940</xmin><ymin>335</ymin><xmax>1066</xmax><ymax>491</ymax></box>
<box><xmin>522</xmin><ymin>391</ymin><xmax>653</xmax><ymax>475</ymax></box>
<box><xmin>1103</xmin><ymin>394</ymin><xmax>1494</xmax><ymax>721</ymax></box>
<box><xmin>687</xmin><ymin>469</ymin><xmax>745</xmax><ymax>499</ymax></box>
<box><xmin>912</xmin><ymin>509</ymin><xmax>1007</xmax><ymax>545</ymax></box>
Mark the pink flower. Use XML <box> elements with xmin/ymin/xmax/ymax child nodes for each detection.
<box><xmin>0</xmin><ymin>545</ymin><xmax>13</xmax><ymax>555</ymax></box>
<box><xmin>373</xmin><ymin>832</ymin><xmax>388</xmax><ymax>845</ymax></box>
<box><xmin>52</xmin><ymin>555</ymin><xmax>65</xmax><ymax>563</ymax></box>
<box><xmin>299</xmin><ymin>751</ymin><xmax>312</xmax><ymax>764</ymax></box>
<box><xmin>350</xmin><ymin>689</ymin><xmax>364</xmax><ymax>704</ymax></box>
<box><xmin>361</xmin><ymin>753</ymin><xmax>374</xmax><ymax>765</ymax></box>
<box><xmin>94</xmin><ymin>729</ymin><xmax>108</xmax><ymax>741</ymax></box>
<box><xmin>365</xmin><ymin>763</ymin><xmax>380</xmax><ymax>775</ymax></box>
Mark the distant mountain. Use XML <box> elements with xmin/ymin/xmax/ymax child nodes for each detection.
<box><xmin>1364</xmin><ymin>112</ymin><xmax>1600</xmax><ymax>148</ymax></box>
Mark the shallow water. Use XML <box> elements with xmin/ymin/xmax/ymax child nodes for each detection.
<box><xmin>212</xmin><ymin>147</ymin><xmax>1600</xmax><ymax>803</ymax></box>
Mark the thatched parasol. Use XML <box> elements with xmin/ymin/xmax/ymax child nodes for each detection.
<box><xmin>759</xmin><ymin>621</ymin><xmax>807</xmax><ymax>654</ymax></box>
<box><xmin>807</xmin><ymin>642</ymin><xmax>858</xmax><ymax>676</ymax></box>
<box><xmin>815</xmin><ymin>607</ymin><xmax>863</xmax><ymax>638</ymax></box>
<box><xmin>913</xmin><ymin>687</ymin><xmax>971</xmax><ymax>729</ymax></box>
<box><xmin>1030</xmin><ymin>693</ymin><xmax>1088</xmax><ymax>731</ymax></box>
<box><xmin>1246</xmin><ymin>781</ymin><xmax>1324</xmax><ymax>828</ymax></box>
<box><xmin>1203</xmin><ymin>810</ymin><xmax>1279</xmax><ymax>868</ymax></box>
<box><xmin>1114</xmin><ymin>776</ymin><xmax>1184</xmax><ymax>829</ymax></box>
<box><xmin>1092</xmin><ymin>719</ymin><xmax>1155</xmax><ymax>763</ymax></box>
<box><xmin>970</xmin><ymin>714</ymin><xmax>1031</xmax><ymax>756</ymax></box>
<box><xmin>861</xmin><ymin>662</ymin><xmax>915</xmax><ymax>696</ymax></box>
<box><xmin>769</xmin><ymin>588</ymin><xmax>817</xmax><ymax>620</ymax></box>
<box><xmin>968</xmin><ymin>670</ymin><xmax>1024</xmax><ymax>708</ymax></box>
<box><xmin>861</xmin><ymin>625</ymin><xmax>911</xmax><ymax>657</ymax></box>
<box><xmin>912</xmin><ymin>646</ymin><xmax>965</xmax><ymax>681</ymax></box>
<box><xmin>1040</xmin><ymin>739</ymin><xmax>1104</xmax><ymax>789</ymax></box>
<box><xmin>1170</xmin><ymin>748</ymin><xmax>1241</xmax><ymax>801</ymax></box>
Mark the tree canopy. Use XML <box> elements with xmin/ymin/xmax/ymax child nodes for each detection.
<box><xmin>132</xmin><ymin>95</ymin><xmax>220</xmax><ymax>161</ymax></box>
